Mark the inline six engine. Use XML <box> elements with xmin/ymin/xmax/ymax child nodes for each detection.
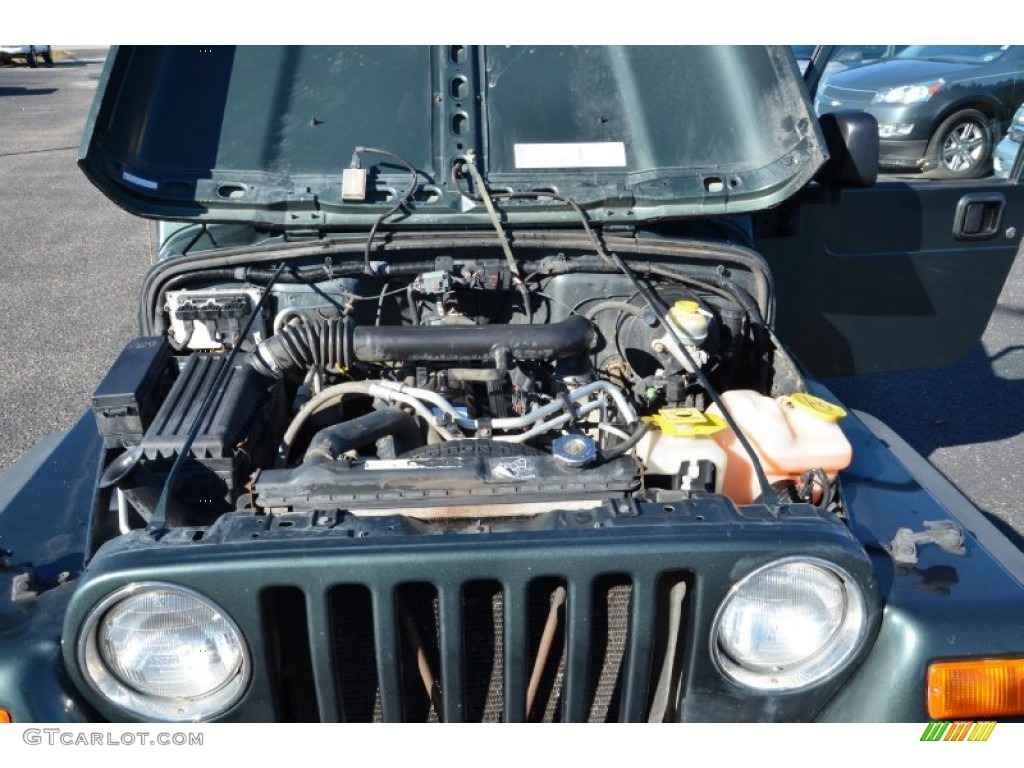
<box><xmin>92</xmin><ymin>240</ymin><xmax>848</xmax><ymax>536</ymax></box>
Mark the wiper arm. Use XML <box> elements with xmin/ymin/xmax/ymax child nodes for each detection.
<box><xmin>462</xmin><ymin>151</ymin><xmax>524</xmax><ymax>285</ymax></box>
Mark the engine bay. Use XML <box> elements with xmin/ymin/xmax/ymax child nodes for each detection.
<box><xmin>91</xmin><ymin>236</ymin><xmax>849</xmax><ymax>540</ymax></box>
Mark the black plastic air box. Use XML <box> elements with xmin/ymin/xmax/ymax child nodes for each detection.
<box><xmin>141</xmin><ymin>354</ymin><xmax>280</xmax><ymax>512</ymax></box>
<box><xmin>91</xmin><ymin>337</ymin><xmax>173</xmax><ymax>448</ymax></box>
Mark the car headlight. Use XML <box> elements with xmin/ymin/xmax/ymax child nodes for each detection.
<box><xmin>872</xmin><ymin>80</ymin><xmax>944</xmax><ymax>105</ymax></box>
<box><xmin>712</xmin><ymin>558</ymin><xmax>866</xmax><ymax>691</ymax></box>
<box><xmin>78</xmin><ymin>583</ymin><xmax>250</xmax><ymax>721</ymax></box>
<box><xmin>878</xmin><ymin>122</ymin><xmax>915</xmax><ymax>138</ymax></box>
<box><xmin>1008</xmin><ymin>107</ymin><xmax>1024</xmax><ymax>142</ymax></box>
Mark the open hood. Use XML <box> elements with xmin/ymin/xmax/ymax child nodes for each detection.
<box><xmin>80</xmin><ymin>45</ymin><xmax>826</xmax><ymax>229</ymax></box>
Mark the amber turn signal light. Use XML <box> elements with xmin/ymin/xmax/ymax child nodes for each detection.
<box><xmin>0</xmin><ymin>709</ymin><xmax>12</xmax><ymax>723</ymax></box>
<box><xmin>928</xmin><ymin>658</ymin><xmax>1024</xmax><ymax>719</ymax></box>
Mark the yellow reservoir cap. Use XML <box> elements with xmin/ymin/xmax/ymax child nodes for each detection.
<box><xmin>780</xmin><ymin>393</ymin><xmax>848</xmax><ymax>422</ymax></box>
<box><xmin>927</xmin><ymin>658</ymin><xmax>1024</xmax><ymax>719</ymax></box>
<box><xmin>0</xmin><ymin>708</ymin><xmax>11</xmax><ymax>723</ymax></box>
<box><xmin>672</xmin><ymin>300</ymin><xmax>701</xmax><ymax>314</ymax></box>
<box><xmin>647</xmin><ymin>408</ymin><xmax>727</xmax><ymax>437</ymax></box>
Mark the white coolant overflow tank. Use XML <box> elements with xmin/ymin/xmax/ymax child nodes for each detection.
<box><xmin>635</xmin><ymin>407</ymin><xmax>729</xmax><ymax>493</ymax></box>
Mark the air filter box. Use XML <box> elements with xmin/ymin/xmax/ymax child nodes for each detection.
<box><xmin>141</xmin><ymin>355</ymin><xmax>281</xmax><ymax>514</ymax></box>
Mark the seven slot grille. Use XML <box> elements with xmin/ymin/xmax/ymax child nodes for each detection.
<box><xmin>261</xmin><ymin>572</ymin><xmax>690</xmax><ymax>722</ymax></box>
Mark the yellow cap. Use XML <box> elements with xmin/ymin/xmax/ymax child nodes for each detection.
<box><xmin>780</xmin><ymin>393</ymin><xmax>847</xmax><ymax>422</ymax></box>
<box><xmin>0</xmin><ymin>708</ymin><xmax>11</xmax><ymax>724</ymax></box>
<box><xmin>671</xmin><ymin>300</ymin><xmax>701</xmax><ymax>314</ymax></box>
<box><xmin>646</xmin><ymin>407</ymin><xmax>727</xmax><ymax>437</ymax></box>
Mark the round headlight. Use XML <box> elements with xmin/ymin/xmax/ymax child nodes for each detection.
<box><xmin>78</xmin><ymin>583</ymin><xmax>250</xmax><ymax>721</ymax></box>
<box><xmin>712</xmin><ymin>558</ymin><xmax>866</xmax><ymax>691</ymax></box>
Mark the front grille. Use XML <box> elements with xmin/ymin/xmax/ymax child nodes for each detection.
<box><xmin>68</xmin><ymin>499</ymin><xmax>878</xmax><ymax>722</ymax></box>
<box><xmin>263</xmin><ymin>571</ymin><xmax>689</xmax><ymax>722</ymax></box>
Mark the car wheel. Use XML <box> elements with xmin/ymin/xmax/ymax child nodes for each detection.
<box><xmin>42</xmin><ymin>47</ymin><xmax>53</xmax><ymax>67</ymax></box>
<box><xmin>26</xmin><ymin>47</ymin><xmax>38</xmax><ymax>68</ymax></box>
<box><xmin>928</xmin><ymin>109</ymin><xmax>993</xmax><ymax>179</ymax></box>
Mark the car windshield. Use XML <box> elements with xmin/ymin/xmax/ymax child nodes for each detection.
<box><xmin>896</xmin><ymin>45</ymin><xmax>1010</xmax><ymax>64</ymax></box>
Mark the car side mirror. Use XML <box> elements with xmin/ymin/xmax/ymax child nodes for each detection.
<box><xmin>815</xmin><ymin>111</ymin><xmax>879</xmax><ymax>188</ymax></box>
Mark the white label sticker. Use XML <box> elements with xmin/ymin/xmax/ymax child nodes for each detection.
<box><xmin>361</xmin><ymin>459</ymin><xmax>459</xmax><ymax>471</ymax></box>
<box><xmin>513</xmin><ymin>142</ymin><xmax>626</xmax><ymax>169</ymax></box>
<box><xmin>122</xmin><ymin>171</ymin><xmax>159</xmax><ymax>190</ymax></box>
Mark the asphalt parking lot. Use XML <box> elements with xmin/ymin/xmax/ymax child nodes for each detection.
<box><xmin>1</xmin><ymin>48</ymin><xmax>1022</xmax><ymax>547</ymax></box>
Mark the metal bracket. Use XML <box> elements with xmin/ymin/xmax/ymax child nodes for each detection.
<box><xmin>1</xmin><ymin>567</ymin><xmax>40</xmax><ymax>603</ymax></box>
<box><xmin>886</xmin><ymin>520</ymin><xmax>965</xmax><ymax>565</ymax></box>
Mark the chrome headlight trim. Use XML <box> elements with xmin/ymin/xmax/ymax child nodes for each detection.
<box><xmin>711</xmin><ymin>557</ymin><xmax>867</xmax><ymax>692</ymax></box>
<box><xmin>77</xmin><ymin>582</ymin><xmax>250</xmax><ymax>722</ymax></box>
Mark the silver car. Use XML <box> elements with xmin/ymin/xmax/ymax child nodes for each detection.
<box><xmin>994</xmin><ymin>102</ymin><xmax>1024</xmax><ymax>177</ymax></box>
<box><xmin>0</xmin><ymin>45</ymin><xmax>53</xmax><ymax>68</ymax></box>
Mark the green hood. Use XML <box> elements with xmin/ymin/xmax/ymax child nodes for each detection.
<box><xmin>79</xmin><ymin>45</ymin><xmax>824</xmax><ymax>229</ymax></box>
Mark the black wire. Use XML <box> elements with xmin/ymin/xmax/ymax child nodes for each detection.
<box><xmin>181</xmin><ymin>223</ymin><xmax>208</xmax><ymax>256</ymax></box>
<box><xmin>517</xmin><ymin>282</ymin><xmax>533</xmax><ymax>324</ymax></box>
<box><xmin>354</xmin><ymin>147</ymin><xmax>420</xmax><ymax>275</ymax></box>
<box><xmin>800</xmin><ymin>468</ymin><xmax>831</xmax><ymax>510</ymax></box>
<box><xmin>601</xmin><ymin>420</ymin><xmax>651</xmax><ymax>461</ymax></box>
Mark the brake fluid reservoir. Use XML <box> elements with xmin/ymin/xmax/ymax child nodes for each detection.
<box><xmin>706</xmin><ymin>391</ymin><xmax>852</xmax><ymax>505</ymax></box>
<box><xmin>667</xmin><ymin>300</ymin><xmax>709</xmax><ymax>346</ymax></box>
<box><xmin>634</xmin><ymin>408</ymin><xmax>728</xmax><ymax>493</ymax></box>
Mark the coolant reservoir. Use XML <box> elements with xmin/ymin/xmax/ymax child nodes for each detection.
<box><xmin>706</xmin><ymin>390</ymin><xmax>852</xmax><ymax>505</ymax></box>
<box><xmin>635</xmin><ymin>408</ymin><xmax>729</xmax><ymax>493</ymax></box>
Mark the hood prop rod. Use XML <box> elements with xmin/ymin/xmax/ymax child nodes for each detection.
<box><xmin>461</xmin><ymin>151</ymin><xmax>524</xmax><ymax>287</ymax></box>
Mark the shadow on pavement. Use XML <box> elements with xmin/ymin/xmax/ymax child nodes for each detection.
<box><xmin>828</xmin><ymin>342</ymin><xmax>1024</xmax><ymax>455</ymax></box>
<box><xmin>981</xmin><ymin>511</ymin><xmax>1024</xmax><ymax>551</ymax></box>
<box><xmin>50</xmin><ymin>59</ymin><xmax>94</xmax><ymax>68</ymax></box>
<box><xmin>0</xmin><ymin>86</ymin><xmax>58</xmax><ymax>97</ymax></box>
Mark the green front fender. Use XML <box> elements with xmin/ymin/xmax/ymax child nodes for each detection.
<box><xmin>0</xmin><ymin>414</ymin><xmax>106</xmax><ymax>722</ymax></box>
<box><xmin>816</xmin><ymin>407</ymin><xmax>1024</xmax><ymax>722</ymax></box>
<box><xmin>0</xmin><ymin>582</ymin><xmax>98</xmax><ymax>722</ymax></box>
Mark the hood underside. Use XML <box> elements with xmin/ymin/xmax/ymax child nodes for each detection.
<box><xmin>80</xmin><ymin>45</ymin><xmax>826</xmax><ymax>228</ymax></box>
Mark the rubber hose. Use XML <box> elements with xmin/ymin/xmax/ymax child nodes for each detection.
<box><xmin>303</xmin><ymin>408</ymin><xmax>424</xmax><ymax>464</ymax></box>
